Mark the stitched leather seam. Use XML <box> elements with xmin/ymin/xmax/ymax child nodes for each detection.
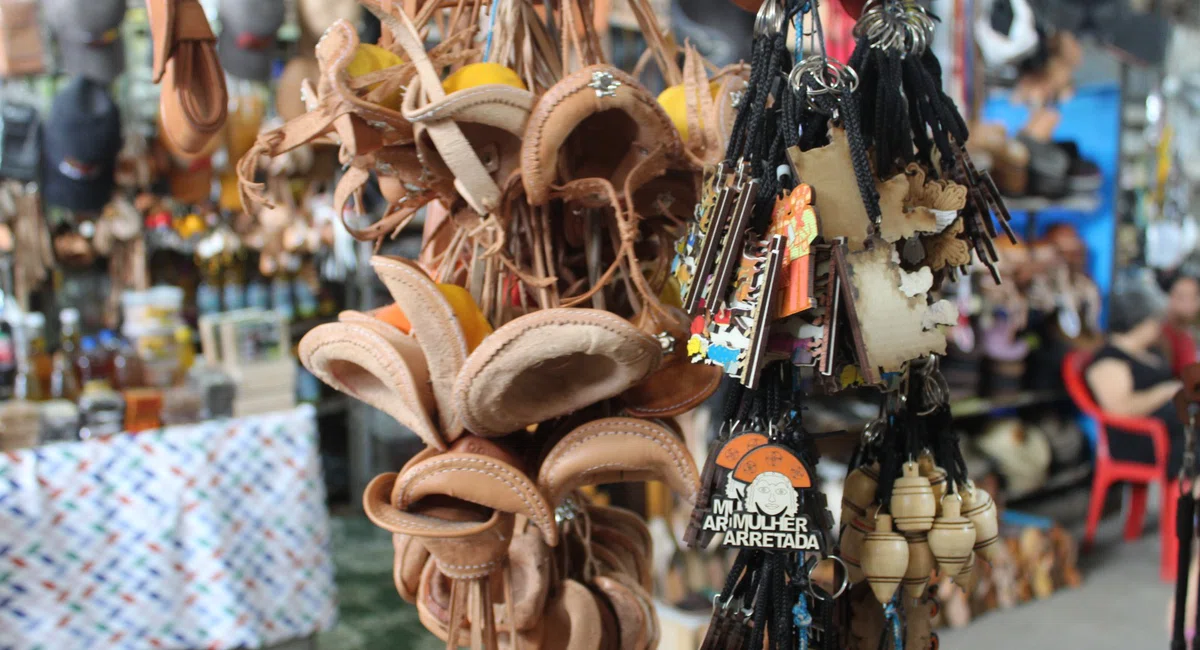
<box><xmin>405</xmin><ymin>82</ymin><xmax>533</xmax><ymax>122</ymax></box>
<box><xmin>373</xmin><ymin>258</ymin><xmax>468</xmax><ymax>362</ymax></box>
<box><xmin>400</xmin><ymin>458</ymin><xmax>552</xmax><ymax>531</ymax></box>
<box><xmin>627</xmin><ymin>366</ymin><xmax>721</xmax><ymax>415</ymax></box>
<box><xmin>456</xmin><ymin>313</ymin><xmax>656</xmax><ymax>435</ymax></box>
<box><xmin>305</xmin><ymin>326</ymin><xmax>443</xmax><ymax>448</ymax></box>
<box><xmin>438</xmin><ymin>558</ymin><xmax>501</xmax><ymax>571</ymax></box>
<box><xmin>542</xmin><ymin>421</ymin><xmax>695</xmax><ymax>499</ymax></box>
<box><xmin>372</xmin><ymin>258</ymin><xmax>466</xmax><ymax>433</ymax></box>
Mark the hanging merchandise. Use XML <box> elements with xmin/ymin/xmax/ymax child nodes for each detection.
<box><xmin>147</xmin><ymin>0</ymin><xmax>228</xmax><ymax>157</ymax></box>
<box><xmin>680</xmin><ymin>0</ymin><xmax>1015</xmax><ymax>648</ymax></box>
<box><xmin>229</xmin><ymin>0</ymin><xmax>772</xmax><ymax>645</ymax></box>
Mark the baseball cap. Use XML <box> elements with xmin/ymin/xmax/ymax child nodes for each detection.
<box><xmin>42</xmin><ymin>78</ymin><xmax>122</xmax><ymax>212</ymax></box>
<box><xmin>217</xmin><ymin>0</ymin><xmax>285</xmax><ymax>82</ymax></box>
<box><xmin>44</xmin><ymin>0</ymin><xmax>126</xmax><ymax>83</ymax></box>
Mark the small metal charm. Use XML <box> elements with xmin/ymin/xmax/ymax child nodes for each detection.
<box><xmin>588</xmin><ymin>70</ymin><xmax>621</xmax><ymax>98</ymax></box>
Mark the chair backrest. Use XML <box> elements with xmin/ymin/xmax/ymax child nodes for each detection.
<box><xmin>1061</xmin><ymin>348</ymin><xmax>1103</xmax><ymax>420</ymax></box>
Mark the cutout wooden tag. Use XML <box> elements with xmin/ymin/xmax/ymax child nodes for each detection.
<box><xmin>768</xmin><ymin>184</ymin><xmax>819</xmax><ymax>318</ymax></box>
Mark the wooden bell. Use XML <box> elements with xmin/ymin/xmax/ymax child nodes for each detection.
<box><xmin>918</xmin><ymin>454</ymin><xmax>948</xmax><ymax>512</ymax></box>
<box><xmin>861</xmin><ymin>513</ymin><xmax>909</xmax><ymax>605</ymax></box>
<box><xmin>841</xmin><ymin>462</ymin><xmax>880</xmax><ymax>528</ymax></box>
<box><xmin>928</xmin><ymin>495</ymin><xmax>976</xmax><ymax>577</ymax></box>
<box><xmin>902</xmin><ymin>531</ymin><xmax>935</xmax><ymax>599</ymax></box>
<box><xmin>841</xmin><ymin>504</ymin><xmax>879</xmax><ymax>584</ymax></box>
<box><xmin>955</xmin><ymin>551</ymin><xmax>978</xmax><ymax>593</ymax></box>
<box><xmin>962</xmin><ymin>484</ymin><xmax>1000</xmax><ymax>561</ymax></box>
<box><xmin>891</xmin><ymin>461</ymin><xmax>936</xmax><ymax>532</ymax></box>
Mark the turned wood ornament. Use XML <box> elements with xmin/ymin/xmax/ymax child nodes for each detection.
<box><xmin>861</xmin><ymin>513</ymin><xmax>909</xmax><ymax>605</ymax></box>
<box><xmin>918</xmin><ymin>454</ymin><xmax>949</xmax><ymax>512</ymax></box>
<box><xmin>956</xmin><ymin>551</ymin><xmax>978</xmax><ymax>594</ymax></box>
<box><xmin>841</xmin><ymin>505</ymin><xmax>879</xmax><ymax>584</ymax></box>
<box><xmin>902</xmin><ymin>531</ymin><xmax>935</xmax><ymax>599</ymax></box>
<box><xmin>927</xmin><ymin>495</ymin><xmax>976</xmax><ymax>577</ymax></box>
<box><xmin>841</xmin><ymin>462</ymin><xmax>880</xmax><ymax>528</ymax></box>
<box><xmin>962</xmin><ymin>484</ymin><xmax>1000</xmax><ymax>561</ymax></box>
<box><xmin>891</xmin><ymin>461</ymin><xmax>937</xmax><ymax>532</ymax></box>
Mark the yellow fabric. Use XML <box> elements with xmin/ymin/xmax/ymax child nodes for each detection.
<box><xmin>442</xmin><ymin>62</ymin><xmax>527</xmax><ymax>94</ymax></box>
<box><xmin>657</xmin><ymin>82</ymin><xmax>719</xmax><ymax>142</ymax></box>
<box><xmin>437</xmin><ymin>284</ymin><xmax>493</xmax><ymax>352</ymax></box>
<box><xmin>347</xmin><ymin>44</ymin><xmax>406</xmax><ymax>108</ymax></box>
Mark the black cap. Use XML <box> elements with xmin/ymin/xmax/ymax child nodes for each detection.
<box><xmin>42</xmin><ymin>78</ymin><xmax>122</xmax><ymax>212</ymax></box>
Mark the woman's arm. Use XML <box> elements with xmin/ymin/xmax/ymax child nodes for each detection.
<box><xmin>1087</xmin><ymin>358</ymin><xmax>1182</xmax><ymax>418</ymax></box>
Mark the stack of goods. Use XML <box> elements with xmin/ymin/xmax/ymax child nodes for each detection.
<box><xmin>198</xmin><ymin>308</ymin><xmax>293</xmax><ymax>417</ymax></box>
<box><xmin>0</xmin><ymin>297</ymin><xmax>214</xmax><ymax>449</ymax></box>
<box><xmin>220</xmin><ymin>0</ymin><xmax>1016</xmax><ymax>648</ymax></box>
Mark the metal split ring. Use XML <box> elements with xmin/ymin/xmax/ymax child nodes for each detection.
<box><xmin>807</xmin><ymin>555</ymin><xmax>850</xmax><ymax>601</ymax></box>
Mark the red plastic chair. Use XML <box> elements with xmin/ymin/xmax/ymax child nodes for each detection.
<box><xmin>1061</xmin><ymin>349</ymin><xmax>1180</xmax><ymax>582</ymax></box>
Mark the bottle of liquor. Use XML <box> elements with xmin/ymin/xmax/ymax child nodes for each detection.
<box><xmin>59</xmin><ymin>308</ymin><xmax>82</xmax><ymax>382</ymax></box>
<box><xmin>24</xmin><ymin>312</ymin><xmax>51</xmax><ymax>400</ymax></box>
<box><xmin>12</xmin><ymin>312</ymin><xmax>40</xmax><ymax>402</ymax></box>
<box><xmin>49</xmin><ymin>350</ymin><xmax>80</xmax><ymax>402</ymax></box>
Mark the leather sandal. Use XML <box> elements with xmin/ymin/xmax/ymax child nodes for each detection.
<box><xmin>299</xmin><ymin>319</ymin><xmax>443</xmax><ymax>449</ymax></box>
<box><xmin>148</xmin><ymin>0</ymin><xmax>228</xmax><ymax>156</ymax></box>
<box><xmin>536</xmin><ymin>416</ymin><xmax>700</xmax><ymax>507</ymax></box>
<box><xmin>453</xmin><ymin>310</ymin><xmax>662</xmax><ymax>437</ymax></box>
<box><xmin>521</xmin><ymin>64</ymin><xmax>682</xmax><ymax>208</ymax></box>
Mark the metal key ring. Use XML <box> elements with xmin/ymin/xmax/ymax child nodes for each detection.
<box><xmin>807</xmin><ymin>555</ymin><xmax>850</xmax><ymax>601</ymax></box>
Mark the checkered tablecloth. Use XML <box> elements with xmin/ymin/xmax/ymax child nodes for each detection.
<box><xmin>0</xmin><ymin>405</ymin><xmax>337</xmax><ymax>650</ymax></box>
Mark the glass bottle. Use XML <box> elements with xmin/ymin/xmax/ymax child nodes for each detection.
<box><xmin>12</xmin><ymin>315</ymin><xmax>40</xmax><ymax>403</ymax></box>
<box><xmin>49</xmin><ymin>350</ymin><xmax>80</xmax><ymax>402</ymax></box>
<box><xmin>24</xmin><ymin>312</ymin><xmax>51</xmax><ymax>399</ymax></box>
<box><xmin>110</xmin><ymin>334</ymin><xmax>143</xmax><ymax>390</ymax></box>
<box><xmin>95</xmin><ymin>330</ymin><xmax>119</xmax><ymax>382</ymax></box>
<box><xmin>59</xmin><ymin>308</ymin><xmax>82</xmax><ymax>383</ymax></box>
<box><xmin>77</xmin><ymin>336</ymin><xmax>96</xmax><ymax>385</ymax></box>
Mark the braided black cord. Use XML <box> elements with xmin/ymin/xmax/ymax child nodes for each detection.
<box><xmin>722</xmin><ymin>547</ymin><xmax>758</xmax><ymax>602</ymax></box>
<box><xmin>904</xmin><ymin>56</ymin><xmax>956</xmax><ymax>174</ymax></box>
<box><xmin>726</xmin><ymin>36</ymin><xmax>773</xmax><ymax>161</ymax></box>
<box><xmin>839</xmin><ymin>92</ymin><xmax>882</xmax><ymax>221</ymax></box>
<box><xmin>782</xmin><ymin>82</ymin><xmax>801</xmax><ymax>150</ymax></box>
<box><xmin>749</xmin><ymin>568</ymin><xmax>771</xmax><ymax>650</ymax></box>
<box><xmin>721</xmin><ymin>379</ymin><xmax>747</xmax><ymax>425</ymax></box>
<box><xmin>902</xmin><ymin>58</ymin><xmax>935</xmax><ymax>167</ymax></box>
<box><xmin>770</xmin><ymin>555</ymin><xmax>793</xmax><ymax>649</ymax></box>
<box><xmin>745</xmin><ymin>34</ymin><xmax>787</xmax><ymax>166</ymax></box>
<box><xmin>920</xmin><ymin>49</ymin><xmax>969</xmax><ymax>143</ymax></box>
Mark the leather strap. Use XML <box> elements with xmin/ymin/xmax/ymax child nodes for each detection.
<box><xmin>149</xmin><ymin>0</ymin><xmax>227</xmax><ymax>156</ymax></box>
<box><xmin>369</xmin><ymin>0</ymin><xmax>504</xmax><ymax>216</ymax></box>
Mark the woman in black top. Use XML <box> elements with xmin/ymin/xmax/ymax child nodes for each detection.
<box><xmin>1086</xmin><ymin>277</ymin><xmax>1186</xmax><ymax>474</ymax></box>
